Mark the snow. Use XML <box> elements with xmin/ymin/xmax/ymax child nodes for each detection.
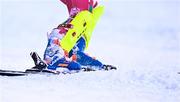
<box><xmin>0</xmin><ymin>0</ymin><xmax>180</xmax><ymax>102</ymax></box>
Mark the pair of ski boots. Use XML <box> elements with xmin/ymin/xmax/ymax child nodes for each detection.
<box><xmin>27</xmin><ymin>52</ymin><xmax>117</xmax><ymax>73</ymax></box>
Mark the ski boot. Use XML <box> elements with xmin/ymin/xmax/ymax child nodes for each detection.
<box><xmin>26</xmin><ymin>52</ymin><xmax>47</xmax><ymax>73</ymax></box>
<box><xmin>102</xmin><ymin>65</ymin><xmax>117</xmax><ymax>70</ymax></box>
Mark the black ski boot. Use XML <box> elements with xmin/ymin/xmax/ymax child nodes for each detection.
<box><xmin>26</xmin><ymin>52</ymin><xmax>47</xmax><ymax>73</ymax></box>
<box><xmin>102</xmin><ymin>65</ymin><xmax>117</xmax><ymax>70</ymax></box>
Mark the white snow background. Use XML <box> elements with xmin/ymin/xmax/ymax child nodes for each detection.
<box><xmin>0</xmin><ymin>0</ymin><xmax>180</xmax><ymax>102</ymax></box>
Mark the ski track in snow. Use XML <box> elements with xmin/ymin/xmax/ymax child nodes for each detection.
<box><xmin>0</xmin><ymin>0</ymin><xmax>180</xmax><ymax>102</ymax></box>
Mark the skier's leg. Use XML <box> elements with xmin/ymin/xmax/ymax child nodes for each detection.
<box><xmin>69</xmin><ymin>37</ymin><xmax>86</xmax><ymax>57</ymax></box>
<box><xmin>70</xmin><ymin>37</ymin><xmax>104</xmax><ymax>69</ymax></box>
<box><xmin>71</xmin><ymin>37</ymin><xmax>117</xmax><ymax>70</ymax></box>
<box><xmin>44</xmin><ymin>40</ymin><xmax>81</xmax><ymax>71</ymax></box>
<box><xmin>76</xmin><ymin>37</ymin><xmax>86</xmax><ymax>52</ymax></box>
<box><xmin>76</xmin><ymin>51</ymin><xmax>103</xmax><ymax>69</ymax></box>
<box><xmin>76</xmin><ymin>52</ymin><xmax>117</xmax><ymax>70</ymax></box>
<box><xmin>47</xmin><ymin>57</ymin><xmax>81</xmax><ymax>71</ymax></box>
